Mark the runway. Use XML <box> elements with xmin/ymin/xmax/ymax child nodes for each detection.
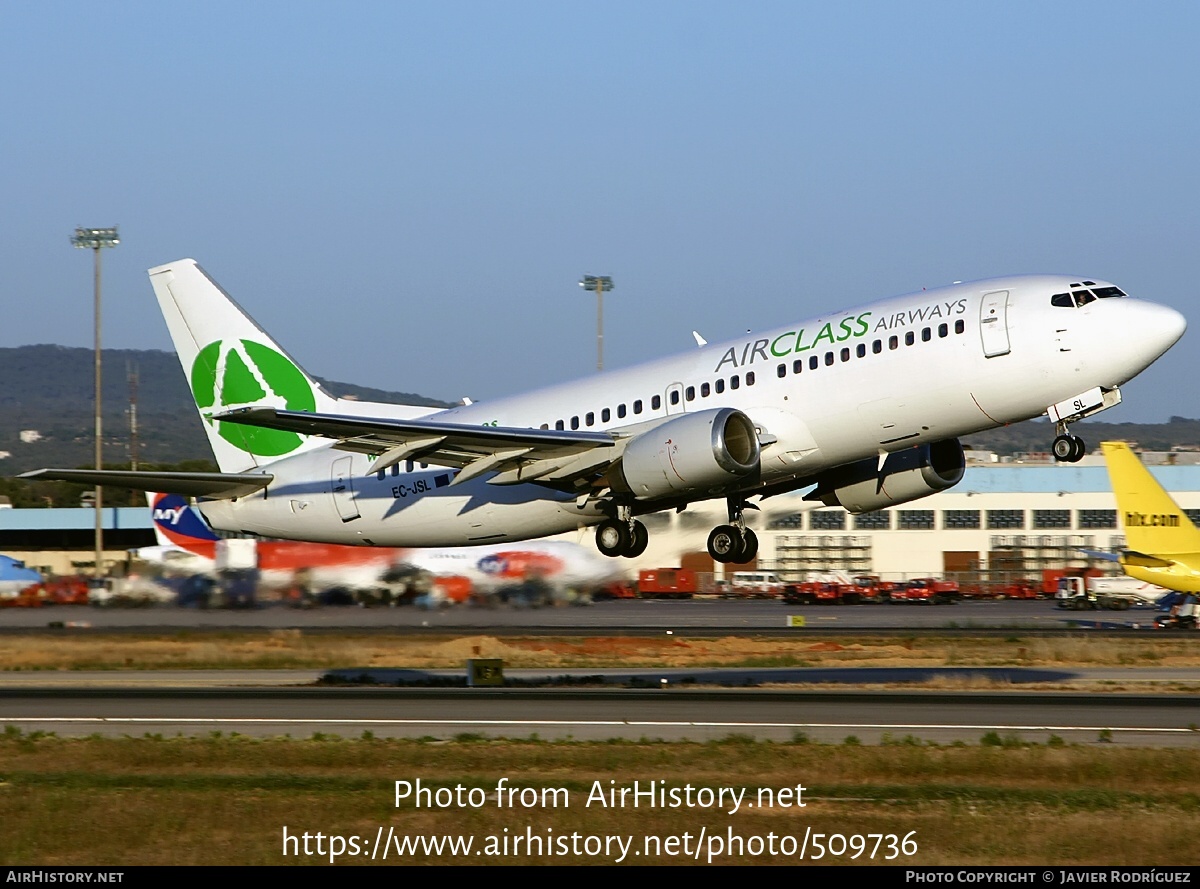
<box><xmin>0</xmin><ymin>597</ymin><xmax>1173</xmax><ymax>632</ymax></box>
<box><xmin>2</xmin><ymin>660</ymin><xmax>1198</xmax><ymax>746</ymax></box>
<box><xmin>2</xmin><ymin>684</ymin><xmax>1197</xmax><ymax>746</ymax></box>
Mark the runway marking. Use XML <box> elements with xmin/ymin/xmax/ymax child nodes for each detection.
<box><xmin>1</xmin><ymin>717</ymin><xmax>1194</xmax><ymax>734</ymax></box>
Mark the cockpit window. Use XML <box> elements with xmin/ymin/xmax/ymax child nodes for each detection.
<box><xmin>1053</xmin><ymin>288</ymin><xmax>1114</xmax><ymax>308</ymax></box>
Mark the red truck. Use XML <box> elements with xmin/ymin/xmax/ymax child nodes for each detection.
<box><xmin>637</xmin><ymin>568</ymin><xmax>698</xmax><ymax>599</ymax></box>
<box><xmin>890</xmin><ymin>577</ymin><xmax>959</xmax><ymax>604</ymax></box>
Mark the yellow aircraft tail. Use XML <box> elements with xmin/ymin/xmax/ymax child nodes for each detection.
<box><xmin>1101</xmin><ymin>441</ymin><xmax>1200</xmax><ymax>556</ymax></box>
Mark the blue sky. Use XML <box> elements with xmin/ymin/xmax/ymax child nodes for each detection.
<box><xmin>3</xmin><ymin>2</ymin><xmax>1198</xmax><ymax>422</ymax></box>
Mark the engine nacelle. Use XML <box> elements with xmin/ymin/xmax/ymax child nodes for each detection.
<box><xmin>806</xmin><ymin>439</ymin><xmax>965</xmax><ymax>513</ymax></box>
<box><xmin>614</xmin><ymin>407</ymin><xmax>760</xmax><ymax>500</ymax></box>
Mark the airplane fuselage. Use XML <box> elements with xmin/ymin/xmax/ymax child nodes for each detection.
<box><xmin>198</xmin><ymin>275</ymin><xmax>1183</xmax><ymax>547</ymax></box>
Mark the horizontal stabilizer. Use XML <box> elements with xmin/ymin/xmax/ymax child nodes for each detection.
<box><xmin>1121</xmin><ymin>550</ymin><xmax>1180</xmax><ymax>569</ymax></box>
<box><xmin>18</xmin><ymin>469</ymin><xmax>273</xmax><ymax>500</ymax></box>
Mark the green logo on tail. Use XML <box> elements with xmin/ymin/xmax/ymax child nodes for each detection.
<box><xmin>191</xmin><ymin>340</ymin><xmax>317</xmax><ymax>457</ymax></box>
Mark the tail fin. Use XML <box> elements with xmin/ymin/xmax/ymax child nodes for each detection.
<box><xmin>147</xmin><ymin>492</ymin><xmax>219</xmax><ymax>557</ymax></box>
<box><xmin>149</xmin><ymin>259</ymin><xmax>342</xmax><ymax>472</ymax></box>
<box><xmin>1101</xmin><ymin>441</ymin><xmax>1200</xmax><ymax>556</ymax></box>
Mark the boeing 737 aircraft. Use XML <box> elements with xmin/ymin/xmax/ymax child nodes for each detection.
<box><xmin>1100</xmin><ymin>441</ymin><xmax>1200</xmax><ymax>593</ymax></box>
<box><xmin>23</xmin><ymin>261</ymin><xmax>1186</xmax><ymax>564</ymax></box>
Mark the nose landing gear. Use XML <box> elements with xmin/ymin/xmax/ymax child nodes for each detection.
<box><xmin>1052</xmin><ymin>429</ymin><xmax>1086</xmax><ymax>463</ymax></box>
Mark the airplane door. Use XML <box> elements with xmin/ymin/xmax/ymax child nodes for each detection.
<box><xmin>665</xmin><ymin>382</ymin><xmax>686</xmax><ymax>415</ymax></box>
<box><xmin>331</xmin><ymin>456</ymin><xmax>360</xmax><ymax>522</ymax></box>
<box><xmin>979</xmin><ymin>290</ymin><xmax>1011</xmax><ymax>358</ymax></box>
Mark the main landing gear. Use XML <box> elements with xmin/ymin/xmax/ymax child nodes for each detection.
<box><xmin>1052</xmin><ymin>424</ymin><xmax>1086</xmax><ymax>463</ymax></box>
<box><xmin>595</xmin><ymin>513</ymin><xmax>649</xmax><ymax>559</ymax></box>
<box><xmin>707</xmin><ymin>498</ymin><xmax>759</xmax><ymax>565</ymax></box>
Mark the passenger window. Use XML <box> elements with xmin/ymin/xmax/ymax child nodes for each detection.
<box><xmin>652</xmin><ymin>395</ymin><xmax>662</xmax><ymax>410</ymax></box>
<box><xmin>539</xmin><ymin>423</ymin><xmax>548</xmax><ymax>430</ymax></box>
<box><xmin>617</xmin><ymin>404</ymin><xmax>626</xmax><ymax>418</ymax></box>
<box><xmin>824</xmin><ymin>351</ymin><xmax>834</xmax><ymax>366</ymax></box>
<box><xmin>889</xmin><ymin>335</ymin><xmax>898</xmax><ymax>350</ymax></box>
<box><xmin>586</xmin><ymin>412</ymin><xmax>594</xmax><ymax>426</ymax></box>
<box><xmin>777</xmin><ymin>364</ymin><xmax>786</xmax><ymax>378</ymax></box>
<box><xmin>938</xmin><ymin>323</ymin><xmax>948</xmax><ymax>337</ymax></box>
<box><xmin>840</xmin><ymin>347</ymin><xmax>850</xmax><ymax>362</ymax></box>
<box><xmin>391</xmin><ymin>465</ymin><xmax>399</xmax><ymax>477</ymax></box>
<box><xmin>634</xmin><ymin>400</ymin><xmax>643</xmax><ymax>414</ymax></box>
<box><xmin>716</xmin><ymin>379</ymin><xmax>725</xmax><ymax>393</ymax></box>
<box><xmin>809</xmin><ymin>355</ymin><xmax>818</xmax><ymax>370</ymax></box>
<box><xmin>921</xmin><ymin>327</ymin><xmax>931</xmax><ymax>342</ymax></box>
<box><xmin>793</xmin><ymin>359</ymin><xmax>803</xmax><ymax>374</ymax></box>
<box><xmin>685</xmin><ymin>386</ymin><xmax>695</xmax><ymax>401</ymax></box>
<box><xmin>955</xmin><ymin>319</ymin><xmax>965</xmax><ymax>334</ymax></box>
<box><xmin>701</xmin><ymin>382</ymin><xmax>710</xmax><ymax>397</ymax></box>
<box><xmin>905</xmin><ymin>331</ymin><xmax>915</xmax><ymax>346</ymax></box>
<box><xmin>872</xmin><ymin>339</ymin><xmax>882</xmax><ymax>354</ymax></box>
<box><xmin>571</xmin><ymin>416</ymin><xmax>579</xmax><ymax>430</ymax></box>
<box><xmin>856</xmin><ymin>343</ymin><xmax>866</xmax><ymax>358</ymax></box>
<box><xmin>669</xmin><ymin>390</ymin><xmax>679</xmax><ymax>405</ymax></box>
<box><xmin>601</xmin><ymin>408</ymin><xmax>610</xmax><ymax>422</ymax></box>
<box><xmin>746</xmin><ymin>372</ymin><xmax>755</xmax><ymax>385</ymax></box>
<box><xmin>730</xmin><ymin>375</ymin><xmax>740</xmax><ymax>390</ymax></box>
<box><xmin>555</xmin><ymin>420</ymin><xmax>564</xmax><ymax>430</ymax></box>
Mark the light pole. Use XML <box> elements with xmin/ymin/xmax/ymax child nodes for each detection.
<box><xmin>579</xmin><ymin>275</ymin><xmax>613</xmax><ymax>371</ymax></box>
<box><xmin>71</xmin><ymin>226</ymin><xmax>119</xmax><ymax>580</ymax></box>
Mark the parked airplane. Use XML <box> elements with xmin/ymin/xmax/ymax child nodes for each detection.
<box><xmin>23</xmin><ymin>261</ymin><xmax>1185</xmax><ymax>564</ymax></box>
<box><xmin>1099</xmin><ymin>441</ymin><xmax>1200</xmax><ymax>593</ymax></box>
<box><xmin>137</xmin><ymin>492</ymin><xmax>619</xmax><ymax>602</ymax></box>
<box><xmin>0</xmin><ymin>554</ymin><xmax>43</xmax><ymax>601</ymax></box>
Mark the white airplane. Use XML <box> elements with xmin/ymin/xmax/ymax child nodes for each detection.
<box><xmin>23</xmin><ymin>262</ymin><xmax>1185</xmax><ymax>564</ymax></box>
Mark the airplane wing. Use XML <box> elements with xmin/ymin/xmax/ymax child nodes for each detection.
<box><xmin>213</xmin><ymin>408</ymin><xmax>621</xmax><ymax>488</ymax></box>
<box><xmin>17</xmin><ymin>469</ymin><xmax>273</xmax><ymax>499</ymax></box>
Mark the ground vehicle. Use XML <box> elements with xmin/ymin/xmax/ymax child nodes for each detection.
<box><xmin>637</xmin><ymin>568</ymin><xmax>698</xmax><ymax>599</ymax></box>
<box><xmin>1055</xmin><ymin>573</ymin><xmax>1168</xmax><ymax>610</ymax></box>
<box><xmin>723</xmin><ymin>571</ymin><xmax>783</xmax><ymax>598</ymax></box>
<box><xmin>849</xmin><ymin>575</ymin><xmax>899</xmax><ymax>602</ymax></box>
<box><xmin>890</xmin><ymin>577</ymin><xmax>958</xmax><ymax>604</ymax></box>
<box><xmin>782</xmin><ymin>581</ymin><xmax>844</xmax><ymax>605</ymax></box>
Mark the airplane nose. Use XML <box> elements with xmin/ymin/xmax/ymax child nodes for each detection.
<box><xmin>1125</xmin><ymin>300</ymin><xmax>1187</xmax><ymax>360</ymax></box>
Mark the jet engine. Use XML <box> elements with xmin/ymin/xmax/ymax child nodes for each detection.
<box><xmin>805</xmin><ymin>439</ymin><xmax>965</xmax><ymax>513</ymax></box>
<box><xmin>613</xmin><ymin>407</ymin><xmax>760</xmax><ymax>500</ymax></box>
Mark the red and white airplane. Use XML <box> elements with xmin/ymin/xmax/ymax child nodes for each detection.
<box><xmin>137</xmin><ymin>493</ymin><xmax>622</xmax><ymax>604</ymax></box>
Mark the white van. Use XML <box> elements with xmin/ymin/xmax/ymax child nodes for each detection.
<box><xmin>726</xmin><ymin>571</ymin><xmax>784</xmax><ymax>598</ymax></box>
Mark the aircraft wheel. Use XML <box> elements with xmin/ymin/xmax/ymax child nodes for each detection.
<box><xmin>707</xmin><ymin>525</ymin><xmax>740</xmax><ymax>563</ymax></box>
<box><xmin>1052</xmin><ymin>435</ymin><xmax>1075</xmax><ymax>462</ymax></box>
<box><xmin>595</xmin><ymin>519</ymin><xmax>630</xmax><ymax>558</ymax></box>
<box><xmin>731</xmin><ymin>528</ymin><xmax>759</xmax><ymax>564</ymax></box>
<box><xmin>625</xmin><ymin>521</ymin><xmax>649</xmax><ymax>558</ymax></box>
<box><xmin>1069</xmin><ymin>435</ymin><xmax>1086</xmax><ymax>462</ymax></box>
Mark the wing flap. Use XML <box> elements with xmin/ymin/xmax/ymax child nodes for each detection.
<box><xmin>214</xmin><ymin>408</ymin><xmax>619</xmax><ymax>484</ymax></box>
